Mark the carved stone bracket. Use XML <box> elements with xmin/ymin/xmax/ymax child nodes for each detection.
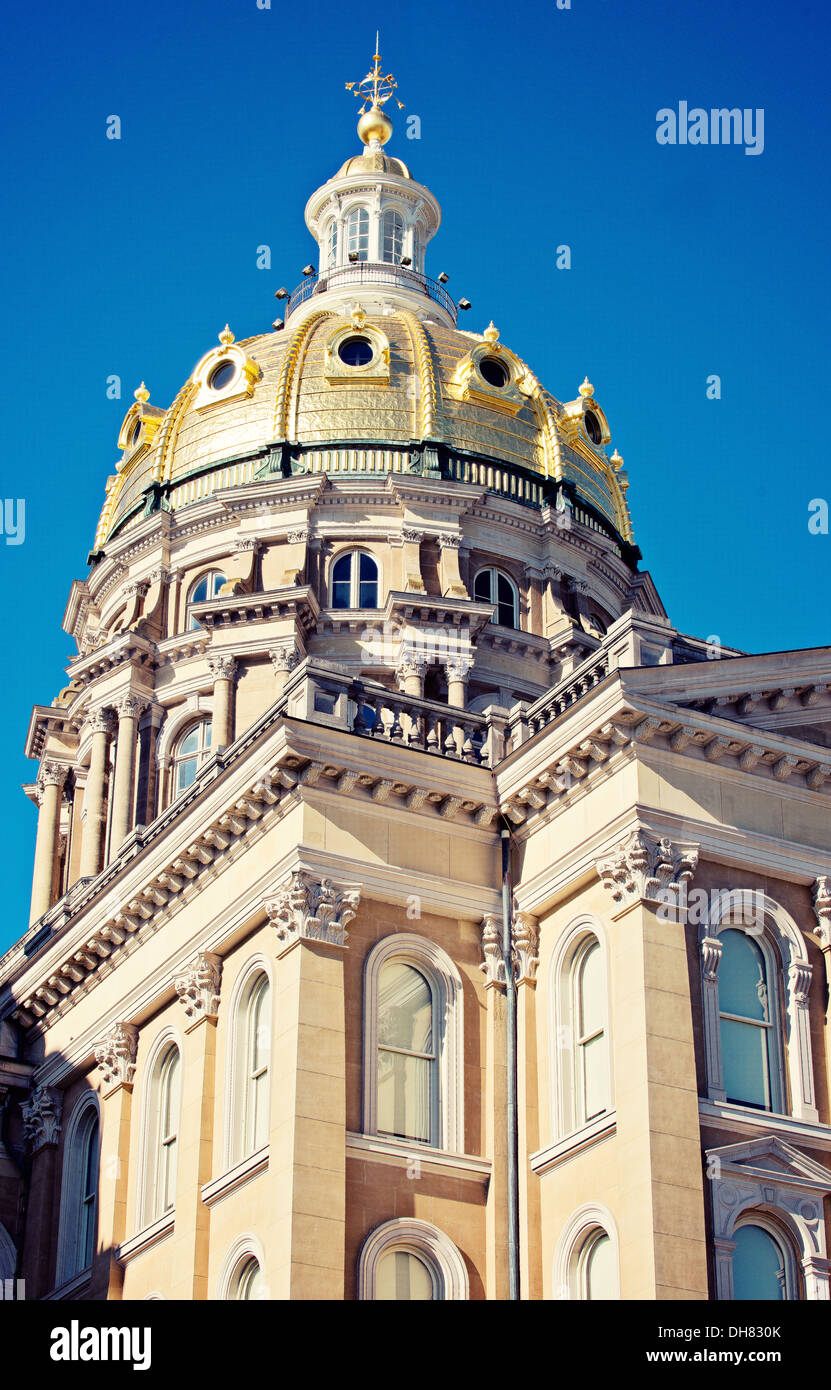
<box><xmin>94</xmin><ymin>1021</ymin><xmax>139</xmax><ymax>1090</ymax></box>
<box><xmin>512</xmin><ymin>910</ymin><xmax>539</xmax><ymax>985</ymax></box>
<box><xmin>265</xmin><ymin>870</ymin><xmax>361</xmax><ymax>952</ymax></box>
<box><xmin>479</xmin><ymin>913</ymin><xmax>505</xmax><ymax>988</ymax></box>
<box><xmin>813</xmin><ymin>876</ymin><xmax>831</xmax><ymax>948</ymax></box>
<box><xmin>596</xmin><ymin>827</ymin><xmax>699</xmax><ymax>910</ymax></box>
<box><xmin>174</xmin><ymin>951</ymin><xmax>223</xmax><ymax>1024</ymax></box>
<box><xmin>21</xmin><ymin>1084</ymin><xmax>63</xmax><ymax>1152</ymax></box>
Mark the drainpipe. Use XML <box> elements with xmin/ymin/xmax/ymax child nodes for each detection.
<box><xmin>501</xmin><ymin>823</ymin><xmax>520</xmax><ymax>1300</ymax></box>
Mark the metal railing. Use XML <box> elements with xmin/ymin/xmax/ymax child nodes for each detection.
<box><xmin>286</xmin><ymin>262</ymin><xmax>457</xmax><ymax>324</ymax></box>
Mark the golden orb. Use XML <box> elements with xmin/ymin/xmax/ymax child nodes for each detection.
<box><xmin>357</xmin><ymin>104</ymin><xmax>393</xmax><ymax>146</ymax></box>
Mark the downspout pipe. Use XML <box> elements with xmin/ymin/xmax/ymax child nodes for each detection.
<box><xmin>501</xmin><ymin>824</ymin><xmax>520</xmax><ymax>1300</ymax></box>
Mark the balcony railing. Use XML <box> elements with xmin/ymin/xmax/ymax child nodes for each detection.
<box><xmin>286</xmin><ymin>262</ymin><xmax>457</xmax><ymax>325</ymax></box>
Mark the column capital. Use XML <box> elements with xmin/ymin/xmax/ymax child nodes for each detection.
<box><xmin>596</xmin><ymin>826</ymin><xmax>699</xmax><ymax>911</ymax></box>
<box><xmin>207</xmin><ymin>654</ymin><xmax>239</xmax><ymax>683</ymax></box>
<box><xmin>396</xmin><ymin>648</ymin><xmax>427</xmax><ymax>683</ymax></box>
<box><xmin>265</xmin><ymin>869</ymin><xmax>361</xmax><ymax>953</ymax></box>
<box><xmin>401</xmin><ymin>526</ymin><xmax>423</xmax><ymax>544</ymax></box>
<box><xmin>437</xmin><ymin>532</ymin><xmax>461</xmax><ymax>549</ymax></box>
<box><xmin>115</xmin><ymin>693</ymin><xmax>146</xmax><ymax>721</ymax></box>
<box><xmin>38</xmin><ymin>760</ymin><xmax>69</xmax><ymax>790</ymax></box>
<box><xmin>21</xmin><ymin>1084</ymin><xmax>63</xmax><ymax>1152</ymax></box>
<box><xmin>173</xmin><ymin>951</ymin><xmax>223</xmax><ymax>1026</ymax></box>
<box><xmin>269</xmin><ymin>644</ymin><xmax>300</xmax><ymax>674</ymax></box>
<box><xmin>84</xmin><ymin>706</ymin><xmax>112</xmax><ymax>737</ymax></box>
<box><xmin>286</xmin><ymin>528</ymin><xmax>309</xmax><ymax>545</ymax></box>
<box><xmin>812</xmin><ymin>876</ymin><xmax>831</xmax><ymax>947</ymax></box>
<box><xmin>94</xmin><ymin>1021</ymin><xmax>139</xmax><ymax>1091</ymax></box>
<box><xmin>445</xmin><ymin>657</ymin><xmax>474</xmax><ymax>684</ymax></box>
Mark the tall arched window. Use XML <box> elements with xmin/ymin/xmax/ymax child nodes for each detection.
<box><xmin>173</xmin><ymin>719</ymin><xmax>212</xmax><ymax>795</ymax></box>
<box><xmin>381</xmin><ymin>210</ymin><xmax>404</xmax><ymax>264</ymax></box>
<box><xmin>717</xmin><ymin>928</ymin><xmax>776</xmax><ymax>1109</ymax></box>
<box><xmin>229</xmin><ymin>967</ymin><xmax>272</xmax><ymax>1165</ymax></box>
<box><xmin>187</xmin><ymin>570</ymin><xmax>226</xmax><ymax>630</ymax></box>
<box><xmin>473</xmin><ymin>567</ymin><xmax>520</xmax><ymax>629</ymax></box>
<box><xmin>346</xmin><ymin>207</ymin><xmax>369</xmax><ymax>261</ymax></box>
<box><xmin>326</xmin><ymin>218</ymin><xmax>339</xmax><ymax>268</ymax></box>
<box><xmin>552</xmin><ymin>923</ymin><xmax>612</xmax><ymax>1140</ymax></box>
<box><xmin>330</xmin><ymin>551</ymin><xmax>379</xmax><ymax>609</ymax></box>
<box><xmin>56</xmin><ymin>1096</ymin><xmax>100</xmax><ymax>1285</ymax></box>
<box><xmin>141</xmin><ymin>1042</ymin><xmax>181</xmax><ymax>1227</ymax></box>
<box><xmin>732</xmin><ymin>1222</ymin><xmax>791</xmax><ymax>1300</ymax></box>
<box><xmin>363</xmin><ymin>935</ymin><xmax>464</xmax><ymax>1153</ymax></box>
<box><xmin>554</xmin><ymin>1205</ymin><xmax>621</xmax><ymax>1301</ymax></box>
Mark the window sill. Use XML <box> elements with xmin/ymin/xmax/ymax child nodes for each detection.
<box><xmin>201</xmin><ymin>1145</ymin><xmax>269</xmax><ymax>1207</ymax></box>
<box><xmin>699</xmin><ymin>1100</ymin><xmax>830</xmax><ymax>1149</ymax></box>
<box><xmin>530</xmin><ymin>1111</ymin><xmax>617</xmax><ymax>1175</ymax></box>
<box><xmin>116</xmin><ymin>1212</ymin><xmax>175</xmax><ymax>1265</ymax></box>
<box><xmin>346</xmin><ymin>1132</ymin><xmax>491</xmax><ymax>1187</ymax></box>
<box><xmin>45</xmin><ymin>1268</ymin><xmax>92</xmax><ymax>1301</ymax></box>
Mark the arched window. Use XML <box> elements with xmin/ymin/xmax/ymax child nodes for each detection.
<box><xmin>56</xmin><ymin>1096</ymin><xmax>100</xmax><ymax>1285</ymax></box>
<box><xmin>553</xmin><ymin>1205</ymin><xmax>621</xmax><ymax>1301</ymax></box>
<box><xmin>346</xmin><ymin>207</ymin><xmax>370</xmax><ymax>262</ymax></box>
<box><xmin>732</xmin><ymin>1221</ymin><xmax>792</xmax><ymax>1300</ymax></box>
<box><xmin>363</xmin><ymin>934</ymin><xmax>464</xmax><ymax>1152</ymax></box>
<box><xmin>229</xmin><ymin>968</ymin><xmax>272</xmax><ymax>1165</ymax></box>
<box><xmin>187</xmin><ymin>570</ymin><xmax>226</xmax><ymax>630</ymax></box>
<box><xmin>327</xmin><ymin>218</ymin><xmax>338</xmax><ymax>268</ymax></box>
<box><xmin>358</xmin><ymin>1218</ymin><xmax>469</xmax><ymax>1300</ymax></box>
<box><xmin>551</xmin><ymin>922</ymin><xmax>612</xmax><ymax>1140</ymax></box>
<box><xmin>473</xmin><ymin>567</ymin><xmax>520</xmax><ymax>629</ymax></box>
<box><xmin>717</xmin><ymin>929</ymin><xmax>775</xmax><ymax>1110</ymax></box>
<box><xmin>232</xmin><ymin>1256</ymin><xmax>265</xmax><ymax>1300</ymax></box>
<box><xmin>216</xmin><ymin>1236</ymin><xmax>268</xmax><ymax>1301</ymax></box>
<box><xmin>330</xmin><ymin>551</ymin><xmax>379</xmax><ymax>609</ymax></box>
<box><xmin>572</xmin><ymin>1228</ymin><xmax>616</xmax><ymax>1300</ymax></box>
<box><xmin>173</xmin><ymin>719</ymin><xmax>212</xmax><ymax>795</ymax></box>
<box><xmin>141</xmin><ymin>1042</ymin><xmax>181</xmax><ymax>1227</ymax></box>
<box><xmin>381</xmin><ymin>210</ymin><xmax>404</xmax><ymax>264</ymax></box>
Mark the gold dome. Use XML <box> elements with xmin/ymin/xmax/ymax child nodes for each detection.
<box><xmin>95</xmin><ymin>314</ymin><xmax>632</xmax><ymax>550</ymax></box>
<box><xmin>334</xmin><ymin>149</ymin><xmax>411</xmax><ymax>179</ymax></box>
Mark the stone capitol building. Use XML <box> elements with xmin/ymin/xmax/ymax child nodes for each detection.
<box><xmin>1</xmin><ymin>49</ymin><xmax>831</xmax><ymax>1301</ymax></box>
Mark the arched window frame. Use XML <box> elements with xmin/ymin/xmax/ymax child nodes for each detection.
<box><xmin>55</xmin><ymin>1092</ymin><xmax>100</xmax><ymax>1287</ymax></box>
<box><xmin>700</xmin><ymin>891</ymin><xmax>818</xmax><ymax>1122</ymax></box>
<box><xmin>549</xmin><ymin>915</ymin><xmax>614</xmax><ymax>1143</ymax></box>
<box><xmin>345</xmin><ymin>205</ymin><xmax>370</xmax><ymax>262</ymax></box>
<box><xmin>136</xmin><ymin>1030</ymin><xmax>183</xmax><ymax>1232</ymax></box>
<box><xmin>731</xmin><ymin>1214</ymin><xmax>800</xmax><ymax>1301</ymax></box>
<box><xmin>171</xmin><ymin>717</ymin><xmax>213</xmax><ymax>798</ymax></box>
<box><xmin>381</xmin><ymin>208</ymin><xmax>405</xmax><ymax>264</ymax></box>
<box><xmin>473</xmin><ymin>566</ymin><xmax>520</xmax><ymax>630</ymax></box>
<box><xmin>0</xmin><ymin>1222</ymin><xmax>15</xmax><ymax>1282</ymax></box>
<box><xmin>363</xmin><ymin>933</ymin><xmax>464</xmax><ymax>1154</ymax></box>
<box><xmin>223</xmin><ymin>955</ymin><xmax>274</xmax><ymax>1171</ymax></box>
<box><xmin>215</xmin><ymin>1234</ymin><xmax>268</xmax><ymax>1300</ymax></box>
<box><xmin>329</xmin><ymin>549</ymin><xmax>380</xmax><ymax>610</ymax></box>
<box><xmin>186</xmin><ymin>569</ymin><xmax>227</xmax><ymax>630</ymax></box>
<box><xmin>358</xmin><ymin>1218</ymin><xmax>468</xmax><ymax>1300</ymax></box>
<box><xmin>552</xmin><ymin>1203</ymin><xmax>621</xmax><ymax>1301</ymax></box>
<box><xmin>326</xmin><ymin>217</ymin><xmax>339</xmax><ymax>269</ymax></box>
<box><xmin>155</xmin><ymin>697</ymin><xmax>214</xmax><ymax>811</ymax></box>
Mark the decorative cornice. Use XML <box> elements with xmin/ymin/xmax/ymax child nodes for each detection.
<box><xmin>173</xmin><ymin>951</ymin><xmax>222</xmax><ymax>1023</ymax></box>
<box><xmin>265</xmin><ymin>870</ymin><xmax>361</xmax><ymax>952</ymax></box>
<box><xmin>93</xmin><ymin>1021</ymin><xmax>139</xmax><ymax>1090</ymax></box>
<box><xmin>21</xmin><ymin>1084</ymin><xmax>63</xmax><ymax>1152</ymax></box>
<box><xmin>595</xmin><ymin>827</ymin><xmax>699</xmax><ymax>909</ymax></box>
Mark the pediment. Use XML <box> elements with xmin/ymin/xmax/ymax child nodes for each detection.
<box><xmin>707</xmin><ymin>1135</ymin><xmax>831</xmax><ymax>1192</ymax></box>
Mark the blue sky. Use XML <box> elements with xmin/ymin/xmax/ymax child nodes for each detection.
<box><xmin>0</xmin><ymin>0</ymin><xmax>828</xmax><ymax>946</ymax></box>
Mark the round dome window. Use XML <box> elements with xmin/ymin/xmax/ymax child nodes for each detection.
<box><xmin>130</xmin><ymin>418</ymin><xmax>142</xmax><ymax>445</ymax></box>
<box><xmin>338</xmin><ymin>336</ymin><xmax>374</xmax><ymax>367</ymax></box>
<box><xmin>209</xmin><ymin>359</ymin><xmax>237</xmax><ymax>391</ymax></box>
<box><xmin>479</xmin><ymin>356</ymin><xmax>509</xmax><ymax>389</ymax></box>
<box><xmin>584</xmin><ymin>410</ymin><xmax>602</xmax><ymax>444</ymax></box>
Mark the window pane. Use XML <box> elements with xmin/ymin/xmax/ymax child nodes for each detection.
<box><xmin>237</xmin><ymin>1258</ymin><xmax>265</xmax><ymax>1301</ymax></box>
<box><xmin>191</xmin><ymin>578</ymin><xmax>208</xmax><ymax>605</ymax></box>
<box><xmin>585</xmin><ymin>1233</ymin><xmax>615</xmax><ymax>1300</ymax></box>
<box><xmin>176</xmin><ymin>756</ymin><xmax>198</xmax><ymax>792</ymax></box>
<box><xmin>581</xmin><ymin>1033</ymin><xmax>607</xmax><ymax>1121</ymax></box>
<box><xmin>376</xmin><ymin>1250</ymin><xmax>434</xmax><ymax>1300</ymax></box>
<box><xmin>378</xmin><ymin>1051</ymin><xmax>432</xmax><ymax>1142</ymax></box>
<box><xmin>720</xmin><ymin>1017</ymin><xmax>769</xmax><ymax>1108</ymax></box>
<box><xmin>179</xmin><ymin>727</ymin><xmax>200</xmax><ymax>757</ymax></box>
<box><xmin>382</xmin><ymin>211</ymin><xmax>404</xmax><ymax>263</ymax></box>
<box><xmin>733</xmin><ymin>1226</ymin><xmax>785</xmax><ymax>1300</ymax></box>
<box><xmin>719</xmin><ymin>930</ymin><xmax>768</xmax><ymax>1021</ymax></box>
<box><xmin>579</xmin><ymin>942</ymin><xmax>603</xmax><ymax>1037</ymax></box>
<box><xmin>473</xmin><ymin>571</ymin><xmax>492</xmax><ymax>603</ymax></box>
<box><xmin>379</xmin><ymin>963</ymin><xmax>432</xmax><ymax>1053</ymax></box>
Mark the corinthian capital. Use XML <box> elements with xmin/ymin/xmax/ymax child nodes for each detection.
<box><xmin>115</xmin><ymin>693</ymin><xmax>145</xmax><ymax>721</ymax></box>
<box><xmin>445</xmin><ymin>658</ymin><xmax>474</xmax><ymax>684</ymax></box>
<box><xmin>94</xmin><ymin>1021</ymin><xmax>139</xmax><ymax>1090</ymax></box>
<box><xmin>812</xmin><ymin>876</ymin><xmax>831</xmax><ymax>948</ymax></box>
<box><xmin>84</xmin><ymin>706</ymin><xmax>112</xmax><ymax>737</ymax></box>
<box><xmin>174</xmin><ymin>952</ymin><xmax>222</xmax><ymax>1023</ymax></box>
<box><xmin>38</xmin><ymin>760</ymin><xmax>68</xmax><ymax>790</ymax></box>
<box><xmin>269</xmin><ymin>644</ymin><xmax>300</xmax><ymax>674</ymax></box>
<box><xmin>265</xmin><ymin>870</ymin><xmax>361</xmax><ymax>952</ymax></box>
<box><xmin>21</xmin><ymin>1084</ymin><xmax>63</xmax><ymax>1152</ymax></box>
<box><xmin>596</xmin><ymin>827</ymin><xmax>699</xmax><ymax>910</ymax></box>
<box><xmin>438</xmin><ymin>532</ymin><xmax>461</xmax><ymax>549</ymax></box>
<box><xmin>208</xmin><ymin>654</ymin><xmax>239</xmax><ymax>683</ymax></box>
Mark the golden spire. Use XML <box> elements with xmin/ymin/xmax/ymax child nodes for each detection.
<box><xmin>579</xmin><ymin>376</ymin><xmax>594</xmax><ymax>398</ymax></box>
<box><xmin>134</xmin><ymin>382</ymin><xmax>150</xmax><ymax>403</ymax></box>
<box><xmin>345</xmin><ymin>37</ymin><xmax>405</xmax><ymax>147</ymax></box>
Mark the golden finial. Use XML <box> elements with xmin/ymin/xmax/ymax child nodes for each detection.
<box><xmin>610</xmin><ymin>448</ymin><xmax>624</xmax><ymax>470</ymax></box>
<box><xmin>579</xmin><ymin>376</ymin><xmax>594</xmax><ymax>398</ymax></box>
<box><xmin>345</xmin><ymin>37</ymin><xmax>405</xmax><ymax>147</ymax></box>
<box><xmin>219</xmin><ymin>324</ymin><xmax>235</xmax><ymax>346</ymax></box>
<box><xmin>483</xmin><ymin>322</ymin><xmax>500</xmax><ymax>345</ymax></box>
<box><xmin>134</xmin><ymin>382</ymin><xmax>150</xmax><ymax>403</ymax></box>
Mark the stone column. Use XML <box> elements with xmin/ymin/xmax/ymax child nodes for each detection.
<box><xmin>29</xmin><ymin>762</ymin><xmax>68</xmax><ymax>924</ymax></box>
<box><xmin>401</xmin><ymin>527</ymin><xmax>426</xmax><ymax>594</ymax></box>
<box><xmin>79</xmin><ymin>709</ymin><xmax>112</xmax><ymax>880</ymax></box>
<box><xmin>812</xmin><ymin>877</ymin><xmax>831</xmax><ymax>1110</ymax></box>
<box><xmin>110</xmin><ymin>695</ymin><xmax>144</xmax><ymax>855</ymax></box>
<box><xmin>20</xmin><ymin>1085</ymin><xmax>63</xmax><ymax>1298</ymax></box>
<box><xmin>396</xmin><ymin>651</ymin><xmax>426</xmax><ymax>699</ymax></box>
<box><xmin>93</xmin><ymin>1022</ymin><xmax>139</xmax><ymax>1299</ymax></box>
<box><xmin>172</xmin><ymin>953</ymin><xmax>222</xmax><ymax>1299</ymax></box>
<box><xmin>437</xmin><ymin>532</ymin><xmax>468</xmax><ymax>598</ymax></box>
<box><xmin>270</xmin><ymin>644</ymin><xmax>299</xmax><ymax>698</ymax></box>
<box><xmin>513</xmin><ymin>910</ymin><xmax>541</xmax><ymax>1300</ymax></box>
<box><xmin>524</xmin><ymin>565</ymin><xmax>543</xmax><ymax>635</ymax></box>
<box><xmin>265</xmin><ymin>870</ymin><xmax>360</xmax><ymax>1300</ymax></box>
<box><xmin>208</xmin><ymin>656</ymin><xmax>238</xmax><ymax>749</ymax></box>
<box><xmin>480</xmin><ymin>914</ymin><xmax>510</xmax><ymax>1300</ymax></box>
<box><xmin>445</xmin><ymin>657</ymin><xmax>473</xmax><ymax>710</ymax></box>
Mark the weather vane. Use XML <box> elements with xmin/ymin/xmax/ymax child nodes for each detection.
<box><xmin>345</xmin><ymin>35</ymin><xmax>405</xmax><ymax>115</ymax></box>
